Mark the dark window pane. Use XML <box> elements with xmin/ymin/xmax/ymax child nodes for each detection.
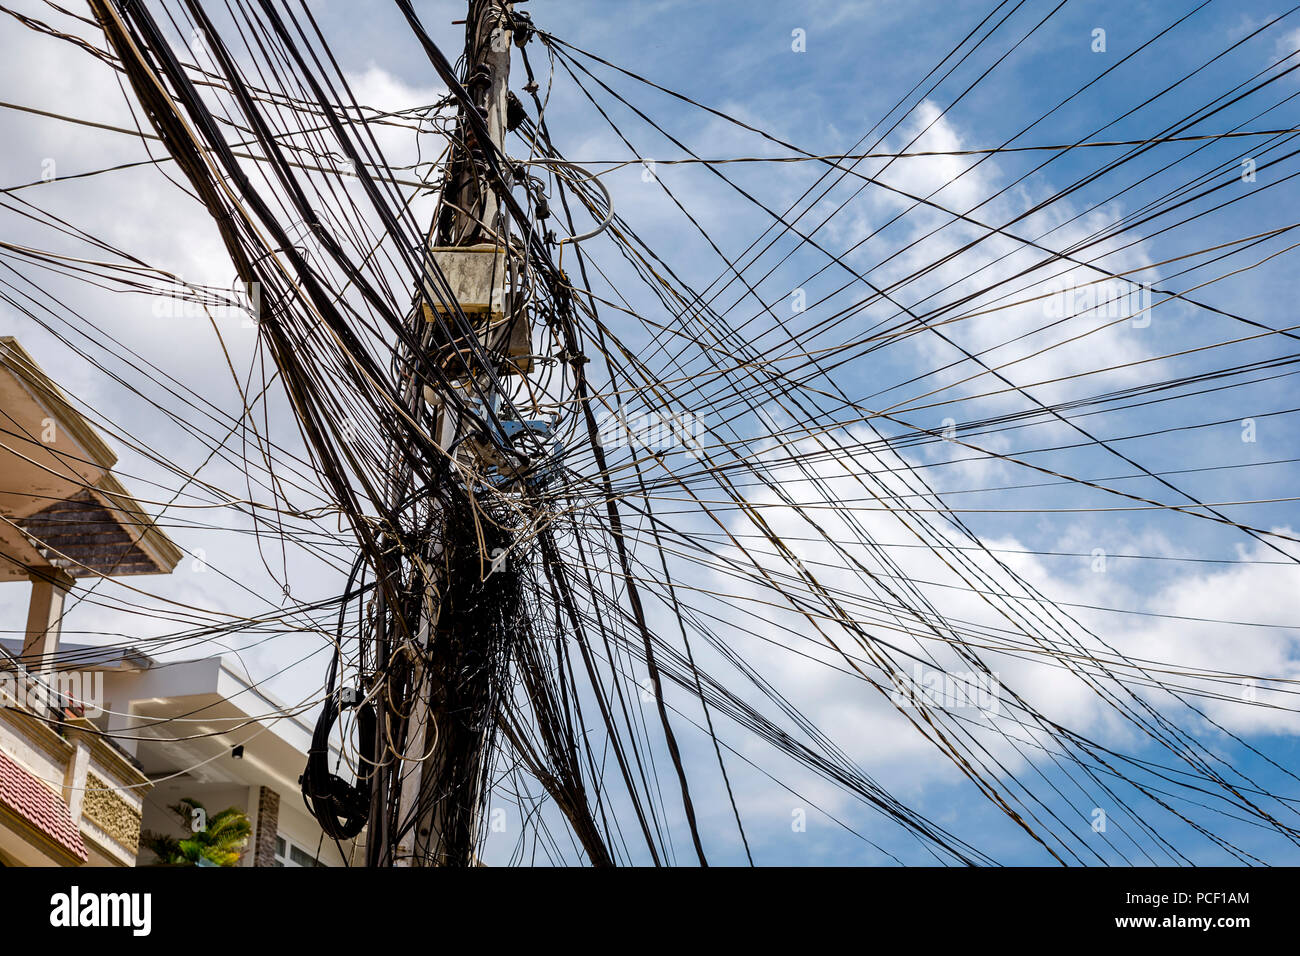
<box><xmin>289</xmin><ymin>845</ymin><xmax>316</xmax><ymax>867</ymax></box>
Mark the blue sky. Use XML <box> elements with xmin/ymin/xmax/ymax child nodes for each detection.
<box><xmin>2</xmin><ymin>0</ymin><xmax>1300</xmax><ymax>865</ymax></box>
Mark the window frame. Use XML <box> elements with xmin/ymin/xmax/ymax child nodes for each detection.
<box><xmin>273</xmin><ymin>833</ymin><xmax>326</xmax><ymax>867</ymax></box>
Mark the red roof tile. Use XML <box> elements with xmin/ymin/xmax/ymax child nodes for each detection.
<box><xmin>0</xmin><ymin>749</ymin><xmax>87</xmax><ymax>862</ymax></box>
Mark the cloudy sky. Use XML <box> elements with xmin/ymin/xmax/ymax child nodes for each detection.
<box><xmin>2</xmin><ymin>0</ymin><xmax>1300</xmax><ymax>865</ymax></box>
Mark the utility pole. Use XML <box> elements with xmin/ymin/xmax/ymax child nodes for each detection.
<box><xmin>388</xmin><ymin>0</ymin><xmax>517</xmax><ymax>867</ymax></box>
<box><xmin>437</xmin><ymin>0</ymin><xmax>515</xmax><ymax>249</ymax></box>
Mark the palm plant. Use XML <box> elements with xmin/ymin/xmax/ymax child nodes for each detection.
<box><xmin>141</xmin><ymin>797</ymin><xmax>251</xmax><ymax>867</ymax></box>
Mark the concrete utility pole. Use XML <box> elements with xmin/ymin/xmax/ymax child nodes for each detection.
<box><xmin>438</xmin><ymin>0</ymin><xmax>515</xmax><ymax>249</ymax></box>
<box><xmin>391</xmin><ymin>0</ymin><xmax>516</xmax><ymax>867</ymax></box>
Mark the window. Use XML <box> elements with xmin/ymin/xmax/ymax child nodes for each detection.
<box><xmin>274</xmin><ymin>833</ymin><xmax>326</xmax><ymax>867</ymax></box>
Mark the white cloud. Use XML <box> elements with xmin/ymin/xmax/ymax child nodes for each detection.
<box><xmin>0</xmin><ymin>3</ymin><xmax>449</xmax><ymax>708</ymax></box>
<box><xmin>694</xmin><ymin>422</ymin><xmax>1300</xmax><ymax>830</ymax></box>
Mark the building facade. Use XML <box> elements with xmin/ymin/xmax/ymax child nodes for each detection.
<box><xmin>0</xmin><ymin>338</ymin><xmax>355</xmax><ymax>866</ymax></box>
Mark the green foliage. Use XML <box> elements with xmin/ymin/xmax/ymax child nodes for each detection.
<box><xmin>140</xmin><ymin>797</ymin><xmax>251</xmax><ymax>867</ymax></box>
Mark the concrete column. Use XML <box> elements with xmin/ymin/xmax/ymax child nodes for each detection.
<box><xmin>63</xmin><ymin>735</ymin><xmax>92</xmax><ymax>820</ymax></box>
<box><xmin>242</xmin><ymin>785</ymin><xmax>260</xmax><ymax>868</ymax></box>
<box><xmin>104</xmin><ymin>702</ymin><xmax>140</xmax><ymax>758</ymax></box>
<box><xmin>21</xmin><ymin>568</ymin><xmax>75</xmax><ymax>672</ymax></box>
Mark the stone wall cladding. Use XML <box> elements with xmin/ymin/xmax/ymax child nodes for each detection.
<box><xmin>82</xmin><ymin>771</ymin><xmax>141</xmax><ymax>855</ymax></box>
<box><xmin>253</xmin><ymin>785</ymin><xmax>280</xmax><ymax>866</ymax></box>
